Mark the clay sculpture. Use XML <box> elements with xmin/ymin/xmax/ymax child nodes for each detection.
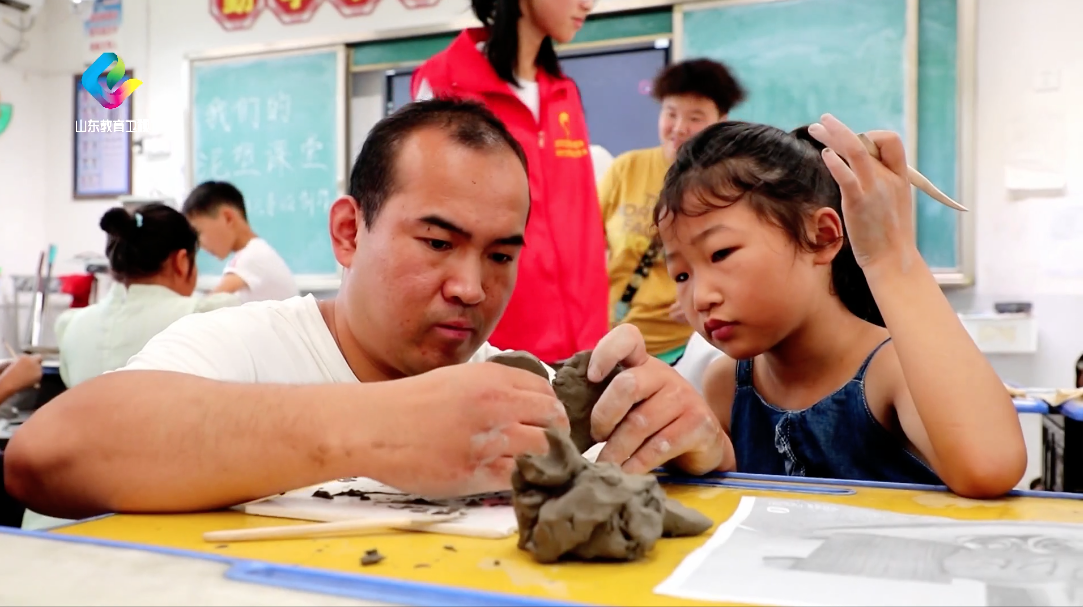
<box><xmin>487</xmin><ymin>351</ymin><xmax>550</xmax><ymax>380</ymax></box>
<box><xmin>511</xmin><ymin>427</ymin><xmax>713</xmax><ymax>564</ymax></box>
<box><xmin>551</xmin><ymin>350</ymin><xmax>625</xmax><ymax>453</ymax></box>
<box><xmin>489</xmin><ymin>349</ymin><xmax>624</xmax><ymax>454</ymax></box>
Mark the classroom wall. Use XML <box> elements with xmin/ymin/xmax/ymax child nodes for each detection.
<box><xmin>947</xmin><ymin>0</ymin><xmax>1083</xmax><ymax>391</ymax></box>
<box><xmin>0</xmin><ymin>10</ymin><xmax>51</xmax><ymax>346</ymax></box>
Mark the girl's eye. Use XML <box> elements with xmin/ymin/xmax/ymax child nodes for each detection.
<box><xmin>674</xmin><ymin>272</ymin><xmax>689</xmax><ymax>283</ymax></box>
<box><xmin>490</xmin><ymin>253</ymin><xmax>513</xmax><ymax>264</ymax></box>
<box><xmin>427</xmin><ymin>239</ymin><xmax>452</xmax><ymax>251</ymax></box>
<box><xmin>711</xmin><ymin>248</ymin><xmax>734</xmax><ymax>263</ymax></box>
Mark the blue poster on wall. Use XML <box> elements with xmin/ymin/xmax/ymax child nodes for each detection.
<box><xmin>84</xmin><ymin>0</ymin><xmax>123</xmax><ymax>37</ymax></box>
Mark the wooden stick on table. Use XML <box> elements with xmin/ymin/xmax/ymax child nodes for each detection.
<box><xmin>203</xmin><ymin>513</ymin><xmax>462</xmax><ymax>543</ymax></box>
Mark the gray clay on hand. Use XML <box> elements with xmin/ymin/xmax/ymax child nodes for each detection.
<box><xmin>551</xmin><ymin>350</ymin><xmax>624</xmax><ymax>453</ymax></box>
<box><xmin>487</xmin><ymin>351</ymin><xmax>549</xmax><ymax>380</ymax></box>
<box><xmin>511</xmin><ymin>427</ymin><xmax>713</xmax><ymax>564</ymax></box>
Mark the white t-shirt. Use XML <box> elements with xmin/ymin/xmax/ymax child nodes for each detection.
<box><xmin>224</xmin><ymin>237</ymin><xmax>298</xmax><ymax>303</ymax></box>
<box><xmin>120</xmin><ymin>295</ymin><xmax>611</xmax><ymax>463</ymax></box>
<box><xmin>55</xmin><ymin>283</ymin><xmax>240</xmax><ymax>387</ymax></box>
<box><xmin>121</xmin><ymin>294</ymin><xmax>543</xmax><ymax>384</ymax></box>
<box><xmin>672</xmin><ymin>331</ymin><xmax>727</xmax><ymax>396</ymax></box>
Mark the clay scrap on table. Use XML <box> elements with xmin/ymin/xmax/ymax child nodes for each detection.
<box><xmin>489</xmin><ymin>349</ymin><xmax>625</xmax><ymax>454</ymax></box>
<box><xmin>360</xmin><ymin>549</ymin><xmax>384</xmax><ymax>566</ymax></box>
<box><xmin>511</xmin><ymin>427</ymin><xmax>713</xmax><ymax>564</ymax></box>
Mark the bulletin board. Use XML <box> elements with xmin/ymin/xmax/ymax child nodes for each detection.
<box><xmin>73</xmin><ymin>73</ymin><xmax>134</xmax><ymax>199</ymax></box>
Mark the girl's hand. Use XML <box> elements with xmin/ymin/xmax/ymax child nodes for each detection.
<box><xmin>807</xmin><ymin>114</ymin><xmax>917</xmax><ymax>274</ymax></box>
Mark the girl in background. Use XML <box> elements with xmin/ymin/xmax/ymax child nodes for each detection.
<box><xmin>412</xmin><ymin>0</ymin><xmax>608</xmax><ymax>365</ymax></box>
<box><xmin>656</xmin><ymin>116</ymin><xmax>1025</xmax><ymax>498</ymax></box>
<box><xmin>55</xmin><ymin>204</ymin><xmax>239</xmax><ymax>386</ymax></box>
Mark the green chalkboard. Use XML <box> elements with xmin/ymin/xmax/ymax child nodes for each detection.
<box><xmin>682</xmin><ymin>0</ymin><xmax>964</xmax><ymax>273</ymax></box>
<box><xmin>190</xmin><ymin>48</ymin><xmax>343</xmax><ymax>277</ymax></box>
<box><xmin>916</xmin><ymin>0</ymin><xmax>959</xmax><ymax>269</ymax></box>
<box><xmin>682</xmin><ymin>0</ymin><xmax>907</xmax><ymax>136</ymax></box>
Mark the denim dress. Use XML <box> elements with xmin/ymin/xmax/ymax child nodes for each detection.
<box><xmin>730</xmin><ymin>338</ymin><xmax>942</xmax><ymax>485</ymax></box>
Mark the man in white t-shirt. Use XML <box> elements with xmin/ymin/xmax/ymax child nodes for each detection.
<box><xmin>182</xmin><ymin>181</ymin><xmax>299</xmax><ymax>303</ymax></box>
<box><xmin>6</xmin><ymin>99</ymin><xmax>727</xmax><ymax>520</ymax></box>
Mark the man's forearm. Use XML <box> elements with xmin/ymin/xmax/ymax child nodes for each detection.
<box><xmin>4</xmin><ymin>371</ymin><xmax>381</xmax><ymax>519</ymax></box>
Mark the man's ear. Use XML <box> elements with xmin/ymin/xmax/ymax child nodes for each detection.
<box><xmin>809</xmin><ymin>207</ymin><xmax>844</xmax><ymax>266</ymax></box>
<box><xmin>329</xmin><ymin>196</ymin><xmax>362</xmax><ymax>269</ymax></box>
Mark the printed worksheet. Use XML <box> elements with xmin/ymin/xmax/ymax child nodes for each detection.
<box><xmin>656</xmin><ymin>496</ymin><xmax>1083</xmax><ymax>606</ymax></box>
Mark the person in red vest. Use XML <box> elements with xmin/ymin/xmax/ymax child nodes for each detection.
<box><xmin>412</xmin><ymin>0</ymin><xmax>607</xmax><ymax>364</ymax></box>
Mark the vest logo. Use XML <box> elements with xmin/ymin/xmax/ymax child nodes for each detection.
<box><xmin>554</xmin><ymin>110</ymin><xmax>587</xmax><ymax>159</ymax></box>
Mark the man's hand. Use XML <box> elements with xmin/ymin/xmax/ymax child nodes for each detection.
<box><xmin>586</xmin><ymin>324</ymin><xmax>726</xmax><ymax>475</ymax></box>
<box><xmin>382</xmin><ymin>362</ymin><xmax>569</xmax><ymax>498</ymax></box>
<box><xmin>0</xmin><ymin>354</ymin><xmax>43</xmax><ymax>393</ymax></box>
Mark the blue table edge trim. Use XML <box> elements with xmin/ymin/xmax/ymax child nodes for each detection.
<box><xmin>0</xmin><ymin>526</ymin><xmax>587</xmax><ymax>607</ymax></box>
<box><xmin>691</xmin><ymin>471</ymin><xmax>1083</xmax><ymax>500</ymax></box>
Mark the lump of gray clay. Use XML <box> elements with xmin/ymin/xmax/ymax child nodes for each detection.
<box><xmin>551</xmin><ymin>350</ymin><xmax>624</xmax><ymax>453</ymax></box>
<box><xmin>489</xmin><ymin>349</ymin><xmax>626</xmax><ymax>454</ymax></box>
<box><xmin>487</xmin><ymin>350</ymin><xmax>549</xmax><ymax>380</ymax></box>
<box><xmin>511</xmin><ymin>427</ymin><xmax>713</xmax><ymax>564</ymax></box>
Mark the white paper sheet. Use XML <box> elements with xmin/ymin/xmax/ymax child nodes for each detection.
<box><xmin>655</xmin><ymin>496</ymin><xmax>1083</xmax><ymax>606</ymax></box>
<box><xmin>239</xmin><ymin>477</ymin><xmax>518</xmax><ymax>539</ymax></box>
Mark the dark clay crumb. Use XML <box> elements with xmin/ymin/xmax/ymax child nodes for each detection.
<box><xmin>215</xmin><ymin>545</ymin><xmax>228</xmax><ymax>550</ymax></box>
<box><xmin>312</xmin><ymin>490</ymin><xmax>333</xmax><ymax>499</ymax></box>
<box><xmin>494</xmin><ymin>559</ymin><xmax>501</xmax><ymax>566</ymax></box>
<box><xmin>414</xmin><ymin>563</ymin><xmax>430</xmax><ymax>569</ymax></box>
<box><xmin>335</xmin><ymin>489</ymin><xmax>371</xmax><ymax>500</ymax></box>
<box><xmin>443</xmin><ymin>545</ymin><xmax>456</xmax><ymax>552</ymax></box>
<box><xmin>360</xmin><ymin>549</ymin><xmax>384</xmax><ymax>566</ymax></box>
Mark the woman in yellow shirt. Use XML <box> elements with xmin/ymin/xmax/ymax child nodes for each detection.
<box><xmin>598</xmin><ymin>59</ymin><xmax>746</xmax><ymax>362</ymax></box>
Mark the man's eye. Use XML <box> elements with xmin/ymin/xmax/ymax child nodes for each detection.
<box><xmin>427</xmin><ymin>239</ymin><xmax>451</xmax><ymax>251</ymax></box>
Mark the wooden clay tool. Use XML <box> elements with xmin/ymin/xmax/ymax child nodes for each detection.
<box><xmin>858</xmin><ymin>133</ymin><xmax>969</xmax><ymax>212</ymax></box>
<box><xmin>203</xmin><ymin>513</ymin><xmax>462</xmax><ymax>543</ymax></box>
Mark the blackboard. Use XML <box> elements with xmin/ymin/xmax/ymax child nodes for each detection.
<box><xmin>682</xmin><ymin>0</ymin><xmax>908</xmax><ymax>136</ymax></box>
<box><xmin>189</xmin><ymin>48</ymin><xmax>345</xmax><ymax>278</ymax></box>
<box><xmin>681</xmin><ymin>0</ymin><xmax>964</xmax><ymax>272</ymax></box>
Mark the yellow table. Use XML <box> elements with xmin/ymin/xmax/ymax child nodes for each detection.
<box><xmin>48</xmin><ymin>477</ymin><xmax>1083</xmax><ymax>606</ymax></box>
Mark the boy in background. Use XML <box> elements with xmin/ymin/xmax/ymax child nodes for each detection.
<box><xmin>182</xmin><ymin>181</ymin><xmax>298</xmax><ymax>303</ymax></box>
